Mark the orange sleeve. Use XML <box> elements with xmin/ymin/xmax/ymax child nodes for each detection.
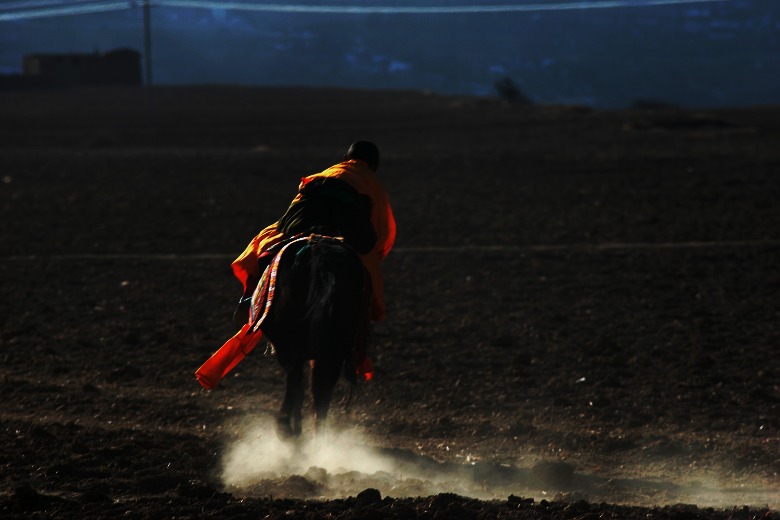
<box><xmin>375</xmin><ymin>194</ymin><xmax>396</xmax><ymax>260</ymax></box>
<box><xmin>231</xmin><ymin>223</ymin><xmax>285</xmax><ymax>291</ymax></box>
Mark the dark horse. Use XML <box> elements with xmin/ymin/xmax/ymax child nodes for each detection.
<box><xmin>257</xmin><ymin>234</ymin><xmax>371</xmax><ymax>437</ymax></box>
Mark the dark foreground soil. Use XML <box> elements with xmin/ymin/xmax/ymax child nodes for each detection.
<box><xmin>1</xmin><ymin>87</ymin><xmax>778</xmax><ymax>519</ymax></box>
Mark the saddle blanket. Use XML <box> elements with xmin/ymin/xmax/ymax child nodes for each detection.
<box><xmin>194</xmin><ymin>235</ymin><xmax>373</xmax><ymax>389</ymax></box>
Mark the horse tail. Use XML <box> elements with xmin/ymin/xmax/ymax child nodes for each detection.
<box><xmin>295</xmin><ymin>237</ymin><xmax>366</xmax><ymax>384</ymax></box>
<box><xmin>288</xmin><ymin>238</ymin><xmax>348</xmax><ymax>360</ymax></box>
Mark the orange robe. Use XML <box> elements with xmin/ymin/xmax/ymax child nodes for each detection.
<box><xmin>231</xmin><ymin>159</ymin><xmax>396</xmax><ymax>320</ymax></box>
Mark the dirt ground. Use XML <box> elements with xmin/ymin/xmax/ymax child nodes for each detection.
<box><xmin>1</xmin><ymin>87</ymin><xmax>778</xmax><ymax>519</ymax></box>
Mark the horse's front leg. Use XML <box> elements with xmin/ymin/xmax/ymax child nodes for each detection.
<box><xmin>278</xmin><ymin>361</ymin><xmax>305</xmax><ymax>438</ymax></box>
<box><xmin>311</xmin><ymin>358</ymin><xmax>341</xmax><ymax>434</ymax></box>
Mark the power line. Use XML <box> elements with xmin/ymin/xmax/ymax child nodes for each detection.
<box><xmin>0</xmin><ymin>1</ymin><xmax>130</xmax><ymax>21</ymax></box>
<box><xmin>1</xmin><ymin>0</ymin><xmax>108</xmax><ymax>9</ymax></box>
<box><xmin>0</xmin><ymin>0</ymin><xmax>729</xmax><ymax>21</ymax></box>
<box><xmin>158</xmin><ymin>0</ymin><xmax>729</xmax><ymax>14</ymax></box>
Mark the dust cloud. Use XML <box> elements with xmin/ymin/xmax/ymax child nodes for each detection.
<box><xmin>221</xmin><ymin>417</ymin><xmax>394</xmax><ymax>486</ymax></box>
<box><xmin>220</xmin><ymin>416</ymin><xmax>495</xmax><ymax>500</ymax></box>
<box><xmin>220</xmin><ymin>416</ymin><xmax>779</xmax><ymax>508</ymax></box>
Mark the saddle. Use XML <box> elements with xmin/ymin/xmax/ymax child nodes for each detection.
<box><xmin>250</xmin><ymin>233</ymin><xmax>374</xmax><ymax>381</ymax></box>
<box><xmin>250</xmin><ymin>233</ymin><xmax>356</xmax><ymax>332</ymax></box>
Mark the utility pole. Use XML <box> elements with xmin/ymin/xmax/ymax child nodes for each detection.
<box><xmin>143</xmin><ymin>0</ymin><xmax>153</xmax><ymax>86</ymax></box>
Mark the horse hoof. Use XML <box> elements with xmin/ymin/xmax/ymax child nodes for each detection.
<box><xmin>275</xmin><ymin>416</ymin><xmax>294</xmax><ymax>439</ymax></box>
<box><xmin>276</xmin><ymin>416</ymin><xmax>303</xmax><ymax>439</ymax></box>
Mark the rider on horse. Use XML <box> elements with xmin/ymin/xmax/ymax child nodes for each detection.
<box><xmin>195</xmin><ymin>142</ymin><xmax>394</xmax><ymax>390</ymax></box>
<box><xmin>231</xmin><ymin>141</ymin><xmax>396</xmax><ymax>323</ymax></box>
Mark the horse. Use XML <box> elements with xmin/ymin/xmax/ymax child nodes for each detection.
<box><xmin>257</xmin><ymin>233</ymin><xmax>371</xmax><ymax>438</ymax></box>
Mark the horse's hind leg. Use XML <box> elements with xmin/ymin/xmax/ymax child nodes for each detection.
<box><xmin>278</xmin><ymin>362</ymin><xmax>305</xmax><ymax>438</ymax></box>
<box><xmin>311</xmin><ymin>359</ymin><xmax>342</xmax><ymax>433</ymax></box>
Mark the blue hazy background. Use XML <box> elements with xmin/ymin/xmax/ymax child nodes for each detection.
<box><xmin>1</xmin><ymin>0</ymin><xmax>778</xmax><ymax>108</ymax></box>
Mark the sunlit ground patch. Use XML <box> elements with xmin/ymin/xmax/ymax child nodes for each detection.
<box><xmin>221</xmin><ymin>416</ymin><xmax>779</xmax><ymax>508</ymax></box>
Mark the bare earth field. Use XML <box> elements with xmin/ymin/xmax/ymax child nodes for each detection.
<box><xmin>1</xmin><ymin>87</ymin><xmax>779</xmax><ymax>519</ymax></box>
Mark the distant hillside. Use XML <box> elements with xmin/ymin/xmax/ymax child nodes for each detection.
<box><xmin>0</xmin><ymin>0</ymin><xmax>777</xmax><ymax>108</ymax></box>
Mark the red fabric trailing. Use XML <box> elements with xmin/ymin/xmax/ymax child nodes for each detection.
<box><xmin>195</xmin><ymin>237</ymin><xmax>305</xmax><ymax>389</ymax></box>
<box><xmin>195</xmin><ymin>323</ymin><xmax>264</xmax><ymax>390</ymax></box>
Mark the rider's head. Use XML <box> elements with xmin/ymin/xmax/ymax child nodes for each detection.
<box><xmin>345</xmin><ymin>141</ymin><xmax>380</xmax><ymax>172</ymax></box>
